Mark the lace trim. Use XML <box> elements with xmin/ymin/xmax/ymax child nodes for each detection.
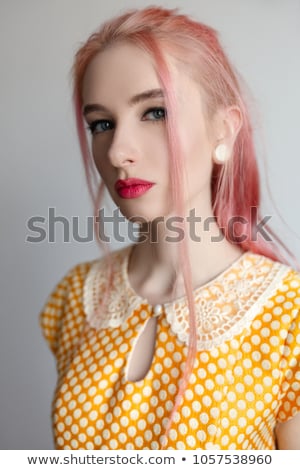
<box><xmin>164</xmin><ymin>259</ymin><xmax>290</xmax><ymax>349</ymax></box>
<box><xmin>83</xmin><ymin>246</ymin><xmax>147</xmax><ymax>330</ymax></box>
<box><xmin>83</xmin><ymin>245</ymin><xmax>291</xmax><ymax>349</ymax></box>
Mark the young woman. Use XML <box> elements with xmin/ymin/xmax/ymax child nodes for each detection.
<box><xmin>40</xmin><ymin>7</ymin><xmax>300</xmax><ymax>450</ymax></box>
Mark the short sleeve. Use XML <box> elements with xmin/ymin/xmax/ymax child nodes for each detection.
<box><xmin>277</xmin><ymin>307</ymin><xmax>300</xmax><ymax>422</ymax></box>
<box><xmin>39</xmin><ymin>262</ymin><xmax>91</xmax><ymax>357</ymax></box>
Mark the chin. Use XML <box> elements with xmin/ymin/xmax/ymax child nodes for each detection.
<box><xmin>119</xmin><ymin>206</ymin><xmax>171</xmax><ymax>225</ymax></box>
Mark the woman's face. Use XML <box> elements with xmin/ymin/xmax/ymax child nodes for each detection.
<box><xmin>82</xmin><ymin>42</ymin><xmax>215</xmax><ymax>222</ymax></box>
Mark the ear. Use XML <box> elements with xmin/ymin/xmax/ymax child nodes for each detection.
<box><xmin>212</xmin><ymin>106</ymin><xmax>242</xmax><ymax>164</ymax></box>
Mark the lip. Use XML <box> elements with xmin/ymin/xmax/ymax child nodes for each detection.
<box><xmin>114</xmin><ymin>178</ymin><xmax>155</xmax><ymax>199</ymax></box>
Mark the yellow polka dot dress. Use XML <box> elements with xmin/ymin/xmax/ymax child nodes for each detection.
<box><xmin>40</xmin><ymin>245</ymin><xmax>300</xmax><ymax>450</ymax></box>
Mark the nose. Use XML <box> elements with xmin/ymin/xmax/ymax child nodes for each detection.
<box><xmin>107</xmin><ymin>124</ymin><xmax>137</xmax><ymax>168</ymax></box>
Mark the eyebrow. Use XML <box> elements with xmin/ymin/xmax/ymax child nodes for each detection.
<box><xmin>82</xmin><ymin>88</ymin><xmax>164</xmax><ymax>116</ymax></box>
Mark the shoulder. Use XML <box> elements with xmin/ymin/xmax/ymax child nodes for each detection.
<box><xmin>42</xmin><ymin>244</ymin><xmax>131</xmax><ymax>309</ymax></box>
<box><xmin>39</xmin><ymin>245</ymin><xmax>132</xmax><ymax>354</ymax></box>
<box><xmin>257</xmin><ymin>253</ymin><xmax>300</xmax><ymax>324</ymax></box>
<box><xmin>243</xmin><ymin>251</ymin><xmax>300</xmax><ymax>299</ymax></box>
<box><xmin>235</xmin><ymin>251</ymin><xmax>300</xmax><ymax>336</ymax></box>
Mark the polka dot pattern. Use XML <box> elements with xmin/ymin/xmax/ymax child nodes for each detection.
<box><xmin>40</xmin><ymin>249</ymin><xmax>300</xmax><ymax>450</ymax></box>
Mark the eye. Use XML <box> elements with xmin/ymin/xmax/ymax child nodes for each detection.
<box><xmin>142</xmin><ymin>107</ymin><xmax>166</xmax><ymax>121</ymax></box>
<box><xmin>86</xmin><ymin>120</ymin><xmax>114</xmax><ymax>135</ymax></box>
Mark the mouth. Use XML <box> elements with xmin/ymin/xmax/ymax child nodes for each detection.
<box><xmin>115</xmin><ymin>178</ymin><xmax>155</xmax><ymax>199</ymax></box>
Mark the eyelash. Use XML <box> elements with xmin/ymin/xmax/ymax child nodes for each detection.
<box><xmin>86</xmin><ymin>120</ymin><xmax>113</xmax><ymax>135</ymax></box>
<box><xmin>86</xmin><ymin>107</ymin><xmax>166</xmax><ymax>135</ymax></box>
<box><xmin>143</xmin><ymin>107</ymin><xmax>166</xmax><ymax>122</ymax></box>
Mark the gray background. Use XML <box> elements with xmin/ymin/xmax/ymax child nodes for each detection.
<box><xmin>0</xmin><ymin>0</ymin><xmax>299</xmax><ymax>450</ymax></box>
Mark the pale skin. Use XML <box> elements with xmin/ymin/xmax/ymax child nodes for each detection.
<box><xmin>82</xmin><ymin>41</ymin><xmax>300</xmax><ymax>449</ymax></box>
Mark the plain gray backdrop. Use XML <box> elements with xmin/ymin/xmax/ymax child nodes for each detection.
<box><xmin>0</xmin><ymin>0</ymin><xmax>299</xmax><ymax>449</ymax></box>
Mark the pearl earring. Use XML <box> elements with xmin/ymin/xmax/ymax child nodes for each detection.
<box><xmin>213</xmin><ymin>144</ymin><xmax>230</xmax><ymax>164</ymax></box>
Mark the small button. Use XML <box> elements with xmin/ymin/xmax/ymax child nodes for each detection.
<box><xmin>153</xmin><ymin>304</ymin><xmax>163</xmax><ymax>317</ymax></box>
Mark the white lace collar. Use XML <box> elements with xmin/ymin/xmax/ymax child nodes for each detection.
<box><xmin>83</xmin><ymin>245</ymin><xmax>291</xmax><ymax>350</ymax></box>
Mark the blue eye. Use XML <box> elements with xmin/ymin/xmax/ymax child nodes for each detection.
<box><xmin>87</xmin><ymin>120</ymin><xmax>114</xmax><ymax>135</ymax></box>
<box><xmin>143</xmin><ymin>107</ymin><xmax>166</xmax><ymax>121</ymax></box>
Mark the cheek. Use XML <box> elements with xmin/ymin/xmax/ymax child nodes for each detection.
<box><xmin>179</xmin><ymin>122</ymin><xmax>214</xmax><ymax>193</ymax></box>
<box><xmin>91</xmin><ymin>139</ymin><xmax>109</xmax><ymax>176</ymax></box>
<box><xmin>181</xmin><ymin>124</ymin><xmax>213</xmax><ymax>165</ymax></box>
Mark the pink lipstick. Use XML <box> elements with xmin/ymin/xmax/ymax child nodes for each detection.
<box><xmin>115</xmin><ymin>178</ymin><xmax>154</xmax><ymax>199</ymax></box>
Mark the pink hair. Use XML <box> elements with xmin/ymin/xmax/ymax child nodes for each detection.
<box><xmin>72</xmin><ymin>7</ymin><xmax>294</xmax><ymax>447</ymax></box>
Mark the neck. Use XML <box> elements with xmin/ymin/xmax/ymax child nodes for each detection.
<box><xmin>128</xmin><ymin>207</ymin><xmax>244</xmax><ymax>305</ymax></box>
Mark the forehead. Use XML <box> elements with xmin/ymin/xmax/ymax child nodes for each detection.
<box><xmin>82</xmin><ymin>42</ymin><xmax>162</xmax><ymax>103</ymax></box>
<box><xmin>80</xmin><ymin>41</ymin><xmax>208</xmax><ymax>128</ymax></box>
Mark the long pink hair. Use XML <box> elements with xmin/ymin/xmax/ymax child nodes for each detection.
<box><xmin>72</xmin><ymin>7</ymin><xmax>293</xmax><ymax>447</ymax></box>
